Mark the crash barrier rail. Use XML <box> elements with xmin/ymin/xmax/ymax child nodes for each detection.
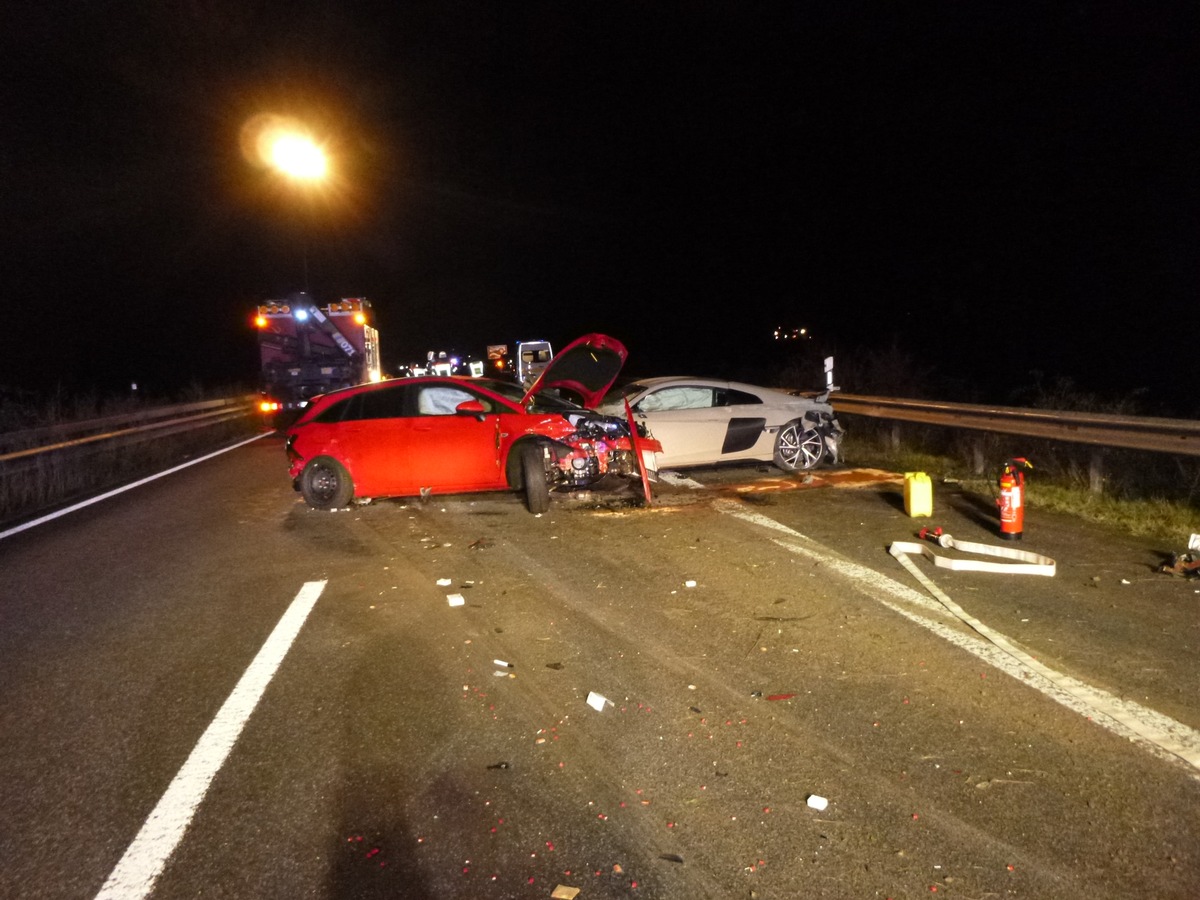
<box><xmin>828</xmin><ymin>393</ymin><xmax>1200</xmax><ymax>492</ymax></box>
<box><xmin>0</xmin><ymin>396</ymin><xmax>259</xmax><ymax>527</ymax></box>
<box><xmin>0</xmin><ymin>396</ymin><xmax>258</xmax><ymax>463</ymax></box>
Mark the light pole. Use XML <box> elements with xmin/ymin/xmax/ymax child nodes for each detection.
<box><xmin>268</xmin><ymin>132</ymin><xmax>327</xmax><ymax>292</ymax></box>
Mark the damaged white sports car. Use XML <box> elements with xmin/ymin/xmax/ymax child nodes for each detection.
<box><xmin>597</xmin><ymin>377</ymin><xmax>842</xmax><ymax>473</ymax></box>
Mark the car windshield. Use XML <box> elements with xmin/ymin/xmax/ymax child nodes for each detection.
<box><xmin>481</xmin><ymin>378</ymin><xmax>583</xmax><ymax>412</ymax></box>
<box><xmin>599</xmin><ymin>382</ymin><xmax>646</xmax><ymax>407</ymax></box>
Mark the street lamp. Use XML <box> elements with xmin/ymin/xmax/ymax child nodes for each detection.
<box><xmin>267</xmin><ymin>132</ymin><xmax>326</xmax><ymax>290</ymax></box>
<box><xmin>269</xmin><ymin>133</ymin><xmax>327</xmax><ymax>181</ymax></box>
<box><xmin>242</xmin><ymin>113</ymin><xmax>330</xmax><ymax>291</ymax></box>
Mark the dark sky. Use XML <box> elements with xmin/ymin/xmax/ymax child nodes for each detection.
<box><xmin>3</xmin><ymin>2</ymin><xmax>1196</xmax><ymax>412</ymax></box>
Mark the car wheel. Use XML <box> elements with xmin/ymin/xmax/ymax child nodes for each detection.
<box><xmin>299</xmin><ymin>456</ymin><xmax>355</xmax><ymax>508</ymax></box>
<box><xmin>520</xmin><ymin>443</ymin><xmax>551</xmax><ymax>514</ymax></box>
<box><xmin>773</xmin><ymin>420</ymin><xmax>826</xmax><ymax>472</ymax></box>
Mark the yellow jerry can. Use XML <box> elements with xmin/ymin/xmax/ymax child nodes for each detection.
<box><xmin>904</xmin><ymin>472</ymin><xmax>933</xmax><ymax>518</ymax></box>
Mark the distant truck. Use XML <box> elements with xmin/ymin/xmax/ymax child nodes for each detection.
<box><xmin>254</xmin><ymin>293</ymin><xmax>381</xmax><ymax>424</ymax></box>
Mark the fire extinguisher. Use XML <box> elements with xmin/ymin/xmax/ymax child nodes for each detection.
<box><xmin>997</xmin><ymin>457</ymin><xmax>1033</xmax><ymax>540</ymax></box>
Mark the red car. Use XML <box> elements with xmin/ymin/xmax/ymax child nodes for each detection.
<box><xmin>285</xmin><ymin>333</ymin><xmax>659</xmax><ymax>513</ymax></box>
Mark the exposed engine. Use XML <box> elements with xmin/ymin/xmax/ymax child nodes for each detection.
<box><xmin>549</xmin><ymin>411</ymin><xmax>647</xmax><ymax>488</ymax></box>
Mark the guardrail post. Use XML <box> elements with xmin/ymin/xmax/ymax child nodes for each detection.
<box><xmin>972</xmin><ymin>440</ymin><xmax>987</xmax><ymax>476</ymax></box>
<box><xmin>1089</xmin><ymin>449</ymin><xmax>1105</xmax><ymax>494</ymax></box>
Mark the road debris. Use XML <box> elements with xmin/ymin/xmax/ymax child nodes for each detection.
<box><xmin>551</xmin><ymin>886</ymin><xmax>581</xmax><ymax>900</ymax></box>
<box><xmin>806</xmin><ymin>794</ymin><xmax>829</xmax><ymax>811</ymax></box>
<box><xmin>1159</xmin><ymin>538</ymin><xmax>1200</xmax><ymax>578</ymax></box>
<box><xmin>447</xmin><ymin>593</ymin><xmax>466</xmax><ymax>607</ymax></box>
<box><xmin>586</xmin><ymin>691</ymin><xmax>613</xmax><ymax>712</ymax></box>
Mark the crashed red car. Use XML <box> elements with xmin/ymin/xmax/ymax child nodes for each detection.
<box><xmin>285</xmin><ymin>333</ymin><xmax>659</xmax><ymax>513</ymax></box>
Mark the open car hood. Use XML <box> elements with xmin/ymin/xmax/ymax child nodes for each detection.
<box><xmin>521</xmin><ymin>333</ymin><xmax>628</xmax><ymax>408</ymax></box>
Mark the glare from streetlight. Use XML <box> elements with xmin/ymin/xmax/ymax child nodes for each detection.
<box><xmin>240</xmin><ymin>113</ymin><xmax>330</xmax><ymax>181</ymax></box>
<box><xmin>270</xmin><ymin>133</ymin><xmax>327</xmax><ymax>180</ymax></box>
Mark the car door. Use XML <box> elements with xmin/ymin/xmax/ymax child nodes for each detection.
<box><xmin>405</xmin><ymin>383</ymin><xmax>506</xmax><ymax>492</ymax></box>
<box><xmin>630</xmin><ymin>385</ymin><xmax>731</xmax><ymax>467</ymax></box>
<box><xmin>328</xmin><ymin>384</ymin><xmax>415</xmax><ymax>497</ymax></box>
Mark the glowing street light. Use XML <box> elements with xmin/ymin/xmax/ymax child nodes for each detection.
<box><xmin>269</xmin><ymin>133</ymin><xmax>327</xmax><ymax>180</ymax></box>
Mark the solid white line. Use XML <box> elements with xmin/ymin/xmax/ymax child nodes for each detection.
<box><xmin>712</xmin><ymin>499</ymin><xmax>1200</xmax><ymax>777</ymax></box>
<box><xmin>0</xmin><ymin>433</ymin><xmax>268</xmax><ymax>542</ymax></box>
<box><xmin>94</xmin><ymin>580</ymin><xmax>327</xmax><ymax>900</ymax></box>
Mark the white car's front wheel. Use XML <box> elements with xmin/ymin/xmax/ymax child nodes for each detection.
<box><xmin>773</xmin><ymin>421</ymin><xmax>825</xmax><ymax>472</ymax></box>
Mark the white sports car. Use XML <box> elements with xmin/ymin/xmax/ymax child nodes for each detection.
<box><xmin>596</xmin><ymin>377</ymin><xmax>842</xmax><ymax>473</ymax></box>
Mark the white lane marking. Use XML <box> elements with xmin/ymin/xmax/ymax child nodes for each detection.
<box><xmin>712</xmin><ymin>499</ymin><xmax>1200</xmax><ymax>777</ymax></box>
<box><xmin>95</xmin><ymin>580</ymin><xmax>327</xmax><ymax>900</ymax></box>
<box><xmin>0</xmin><ymin>433</ymin><xmax>267</xmax><ymax>542</ymax></box>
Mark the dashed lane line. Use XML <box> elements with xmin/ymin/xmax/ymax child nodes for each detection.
<box><xmin>94</xmin><ymin>580</ymin><xmax>327</xmax><ymax>900</ymax></box>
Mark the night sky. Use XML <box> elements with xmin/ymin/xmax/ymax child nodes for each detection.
<box><xmin>3</xmin><ymin>3</ymin><xmax>1196</xmax><ymax>413</ymax></box>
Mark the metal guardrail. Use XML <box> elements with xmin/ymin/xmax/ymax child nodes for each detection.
<box><xmin>0</xmin><ymin>395</ymin><xmax>261</xmax><ymax>529</ymax></box>
<box><xmin>830</xmin><ymin>393</ymin><xmax>1200</xmax><ymax>458</ymax></box>
<box><xmin>0</xmin><ymin>397</ymin><xmax>258</xmax><ymax>462</ymax></box>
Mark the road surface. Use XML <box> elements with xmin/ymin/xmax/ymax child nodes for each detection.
<box><xmin>2</xmin><ymin>434</ymin><xmax>1197</xmax><ymax>898</ymax></box>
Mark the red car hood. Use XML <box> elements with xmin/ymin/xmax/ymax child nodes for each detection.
<box><xmin>521</xmin><ymin>333</ymin><xmax>628</xmax><ymax>408</ymax></box>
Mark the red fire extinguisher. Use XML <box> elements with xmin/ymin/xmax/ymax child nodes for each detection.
<box><xmin>997</xmin><ymin>457</ymin><xmax>1033</xmax><ymax>540</ymax></box>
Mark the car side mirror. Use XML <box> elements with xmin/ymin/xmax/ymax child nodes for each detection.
<box><xmin>455</xmin><ymin>399</ymin><xmax>488</xmax><ymax>421</ymax></box>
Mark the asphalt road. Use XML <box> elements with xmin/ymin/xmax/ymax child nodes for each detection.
<box><xmin>2</xmin><ymin>434</ymin><xmax>1198</xmax><ymax>899</ymax></box>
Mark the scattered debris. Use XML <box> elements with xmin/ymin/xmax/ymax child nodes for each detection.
<box><xmin>1160</xmin><ymin>550</ymin><xmax>1200</xmax><ymax>578</ymax></box>
<box><xmin>436</xmin><ymin>578</ymin><xmax>452</xmax><ymax>586</ymax></box>
<box><xmin>586</xmin><ymin>691</ymin><xmax>612</xmax><ymax>712</ymax></box>
<box><xmin>469</xmin><ymin>538</ymin><xmax>494</xmax><ymax>550</ymax></box>
<box><xmin>494</xmin><ymin>659</ymin><xmax>513</xmax><ymax>668</ymax></box>
<box><xmin>447</xmin><ymin>593</ymin><xmax>465</xmax><ymax>607</ymax></box>
<box><xmin>546</xmin><ymin>662</ymin><xmax>565</xmax><ymax>671</ymax></box>
<box><xmin>684</xmin><ymin>579</ymin><xmax>697</xmax><ymax>588</ymax></box>
<box><xmin>806</xmin><ymin>794</ymin><xmax>829</xmax><ymax>811</ymax></box>
<box><xmin>659</xmin><ymin>853</ymin><xmax>684</xmax><ymax>864</ymax></box>
<box><xmin>486</xmin><ymin>761</ymin><xmax>510</xmax><ymax>770</ymax></box>
<box><xmin>551</xmin><ymin>886</ymin><xmax>581</xmax><ymax>900</ymax></box>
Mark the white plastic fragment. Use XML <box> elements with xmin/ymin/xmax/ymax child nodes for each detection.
<box><xmin>684</xmin><ymin>580</ymin><xmax>697</xmax><ymax>588</ymax></box>
<box><xmin>436</xmin><ymin>578</ymin><xmax>452</xmax><ymax>586</ymax></box>
<box><xmin>446</xmin><ymin>593</ymin><xmax>465</xmax><ymax>607</ymax></box>
<box><xmin>806</xmin><ymin>794</ymin><xmax>829</xmax><ymax>811</ymax></box>
<box><xmin>586</xmin><ymin>691</ymin><xmax>610</xmax><ymax>712</ymax></box>
<box><xmin>493</xmin><ymin>659</ymin><xmax>512</xmax><ymax>668</ymax></box>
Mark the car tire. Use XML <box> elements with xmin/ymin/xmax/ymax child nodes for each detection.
<box><xmin>299</xmin><ymin>456</ymin><xmax>355</xmax><ymax>509</ymax></box>
<box><xmin>520</xmin><ymin>443</ymin><xmax>551</xmax><ymax>514</ymax></box>
<box><xmin>773</xmin><ymin>420</ymin><xmax>826</xmax><ymax>472</ymax></box>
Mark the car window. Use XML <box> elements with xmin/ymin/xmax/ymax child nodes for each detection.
<box><xmin>636</xmin><ymin>386</ymin><xmax>714</xmax><ymax>412</ymax></box>
<box><xmin>313</xmin><ymin>394</ymin><xmax>363</xmax><ymax>423</ymax></box>
<box><xmin>417</xmin><ymin>385</ymin><xmax>482</xmax><ymax>415</ymax></box>
<box><xmin>715</xmin><ymin>389</ymin><xmax>762</xmax><ymax>407</ymax></box>
<box><xmin>358</xmin><ymin>385</ymin><xmax>412</xmax><ymax>419</ymax></box>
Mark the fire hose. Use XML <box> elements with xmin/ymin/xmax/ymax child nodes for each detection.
<box><xmin>889</xmin><ymin>528</ymin><xmax>1056</xmax><ymax>576</ymax></box>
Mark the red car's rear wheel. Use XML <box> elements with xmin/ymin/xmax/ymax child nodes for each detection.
<box><xmin>300</xmin><ymin>456</ymin><xmax>355</xmax><ymax>509</ymax></box>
